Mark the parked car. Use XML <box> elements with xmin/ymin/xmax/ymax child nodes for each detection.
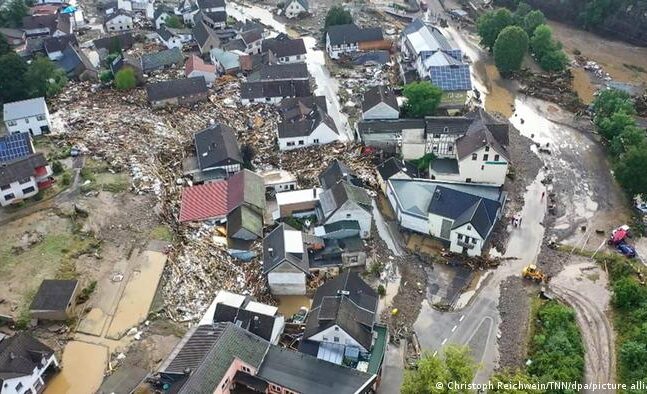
<box><xmin>608</xmin><ymin>225</ymin><xmax>631</xmax><ymax>245</ymax></box>
<box><xmin>617</xmin><ymin>242</ymin><xmax>636</xmax><ymax>258</ymax></box>
<box><xmin>635</xmin><ymin>202</ymin><xmax>647</xmax><ymax>215</ymax></box>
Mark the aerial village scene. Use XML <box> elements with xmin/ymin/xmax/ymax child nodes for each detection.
<box><xmin>0</xmin><ymin>0</ymin><xmax>647</xmax><ymax>392</ymax></box>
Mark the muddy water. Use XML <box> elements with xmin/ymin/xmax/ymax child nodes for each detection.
<box><xmin>277</xmin><ymin>295</ymin><xmax>312</xmax><ymax>317</ymax></box>
<box><xmin>45</xmin><ymin>341</ymin><xmax>108</xmax><ymax>394</ymax></box>
<box><xmin>571</xmin><ymin>67</ymin><xmax>597</xmax><ymax>104</ymax></box>
<box><xmin>481</xmin><ymin>64</ymin><xmax>516</xmax><ymax>118</ymax></box>
<box><xmin>106</xmin><ymin>250</ymin><xmax>166</xmax><ymax>339</ymax></box>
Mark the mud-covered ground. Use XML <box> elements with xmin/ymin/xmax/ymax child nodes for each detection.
<box><xmin>497</xmin><ymin>277</ymin><xmax>535</xmax><ymax>370</ymax></box>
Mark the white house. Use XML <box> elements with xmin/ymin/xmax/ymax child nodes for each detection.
<box><xmin>104</xmin><ymin>10</ymin><xmax>133</xmax><ymax>31</ymax></box>
<box><xmin>239</xmin><ymin>79</ymin><xmax>311</xmax><ymax>106</ymax></box>
<box><xmin>278</xmin><ymin>106</ymin><xmax>339</xmax><ymax>151</ymax></box>
<box><xmin>317</xmin><ymin>181</ymin><xmax>372</xmax><ymax>239</ymax></box>
<box><xmin>386</xmin><ymin>179</ymin><xmax>505</xmax><ymax>256</ymax></box>
<box><xmin>260</xmin><ymin>169</ymin><xmax>297</xmax><ymax>194</ymax></box>
<box><xmin>263</xmin><ymin>223</ymin><xmax>310</xmax><ymax>295</ymax></box>
<box><xmin>0</xmin><ymin>333</ymin><xmax>59</xmax><ymax>394</ymax></box>
<box><xmin>282</xmin><ymin>0</ymin><xmax>308</xmax><ymax>18</ymax></box>
<box><xmin>153</xmin><ymin>6</ymin><xmax>173</xmax><ymax>29</ymax></box>
<box><xmin>157</xmin><ymin>25</ymin><xmax>192</xmax><ymax>49</ymax></box>
<box><xmin>3</xmin><ymin>97</ymin><xmax>51</xmax><ymax>136</ymax></box>
<box><xmin>361</xmin><ymin>85</ymin><xmax>399</xmax><ymax>120</ymax></box>
<box><xmin>325</xmin><ymin>23</ymin><xmax>384</xmax><ymax>60</ymax></box>
<box><xmin>0</xmin><ymin>153</ymin><xmax>54</xmax><ymax>207</ymax></box>
<box><xmin>262</xmin><ymin>35</ymin><xmax>307</xmax><ymax>64</ymax></box>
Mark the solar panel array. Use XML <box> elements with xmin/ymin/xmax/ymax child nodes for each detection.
<box><xmin>429</xmin><ymin>63</ymin><xmax>472</xmax><ymax>92</ymax></box>
<box><xmin>0</xmin><ymin>133</ymin><xmax>34</xmax><ymax>163</ymax></box>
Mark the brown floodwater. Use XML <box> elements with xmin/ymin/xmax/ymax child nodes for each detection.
<box><xmin>277</xmin><ymin>295</ymin><xmax>312</xmax><ymax>317</ymax></box>
<box><xmin>481</xmin><ymin>63</ymin><xmax>516</xmax><ymax>118</ymax></box>
<box><xmin>45</xmin><ymin>341</ymin><xmax>108</xmax><ymax>394</ymax></box>
<box><xmin>571</xmin><ymin>67</ymin><xmax>597</xmax><ymax>104</ymax></box>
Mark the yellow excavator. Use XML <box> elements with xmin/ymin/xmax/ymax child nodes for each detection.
<box><xmin>522</xmin><ymin>264</ymin><xmax>547</xmax><ymax>282</ymax></box>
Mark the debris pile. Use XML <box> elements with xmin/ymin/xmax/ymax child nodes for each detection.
<box><xmin>513</xmin><ymin>69</ymin><xmax>587</xmax><ymax>114</ymax></box>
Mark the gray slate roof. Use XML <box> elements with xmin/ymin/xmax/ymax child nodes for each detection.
<box><xmin>43</xmin><ymin>34</ymin><xmax>77</xmax><ymax>53</ymax></box>
<box><xmin>279</xmin><ymin>95</ymin><xmax>327</xmax><ymax>121</ymax></box>
<box><xmin>319</xmin><ymin>181</ymin><xmax>372</xmax><ymax>221</ymax></box>
<box><xmin>257</xmin><ymin>346</ymin><xmax>375</xmax><ymax>394</ymax></box>
<box><xmin>262</xmin><ymin>34</ymin><xmax>306</xmax><ymax>57</ymax></box>
<box><xmin>326</xmin><ymin>23</ymin><xmax>383</xmax><ymax>46</ymax></box>
<box><xmin>376</xmin><ymin>157</ymin><xmax>418</xmax><ymax>180</ymax></box>
<box><xmin>240</xmin><ymin>79</ymin><xmax>311</xmax><ymax>100</ymax></box>
<box><xmin>197</xmin><ymin>0</ymin><xmax>225</xmax><ymax>9</ymax></box>
<box><xmin>93</xmin><ymin>33</ymin><xmax>135</xmax><ymax>51</ymax></box>
<box><xmin>259</xmin><ymin>63</ymin><xmax>309</xmax><ymax>81</ymax></box>
<box><xmin>362</xmin><ymin>85</ymin><xmax>398</xmax><ymax>113</ymax></box>
<box><xmin>194</xmin><ymin>123</ymin><xmax>242</xmax><ymax>170</ymax></box>
<box><xmin>357</xmin><ymin>119</ymin><xmax>425</xmax><ymax>136</ymax></box>
<box><xmin>3</xmin><ymin>97</ymin><xmax>47</xmax><ymax>121</ymax></box>
<box><xmin>30</xmin><ymin>279</ymin><xmax>78</xmax><ymax>311</ymax></box>
<box><xmin>141</xmin><ymin>47</ymin><xmax>184</xmax><ymax>71</ymax></box>
<box><xmin>0</xmin><ymin>333</ymin><xmax>54</xmax><ymax>380</ymax></box>
<box><xmin>278</xmin><ymin>105</ymin><xmax>337</xmax><ymax>138</ymax></box>
<box><xmin>0</xmin><ymin>153</ymin><xmax>47</xmax><ymax>186</ymax></box>
<box><xmin>456</xmin><ymin>118</ymin><xmax>509</xmax><ymax>161</ymax></box>
<box><xmin>211</xmin><ymin>303</ymin><xmax>276</xmax><ymax>342</ymax></box>
<box><xmin>262</xmin><ymin>223</ymin><xmax>309</xmax><ymax>274</ymax></box>
<box><xmin>146</xmin><ymin>77</ymin><xmax>208</xmax><ymax>102</ymax></box>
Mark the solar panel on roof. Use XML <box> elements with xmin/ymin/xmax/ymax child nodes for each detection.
<box><xmin>0</xmin><ymin>133</ymin><xmax>34</xmax><ymax>163</ymax></box>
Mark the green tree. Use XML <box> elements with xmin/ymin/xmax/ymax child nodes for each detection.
<box><xmin>324</xmin><ymin>6</ymin><xmax>352</xmax><ymax>28</ymax></box>
<box><xmin>579</xmin><ymin>0</ymin><xmax>612</xmax><ymax>29</ymax></box>
<box><xmin>522</xmin><ymin>9</ymin><xmax>545</xmax><ymax>35</ymax></box>
<box><xmin>593</xmin><ymin>89</ymin><xmax>636</xmax><ymax>121</ymax></box>
<box><xmin>164</xmin><ymin>15</ymin><xmax>183</xmax><ymax>29</ymax></box>
<box><xmin>530</xmin><ymin>24</ymin><xmax>554</xmax><ymax>59</ymax></box>
<box><xmin>491</xmin><ymin>369</ymin><xmax>541</xmax><ymax>393</ymax></box>
<box><xmin>613</xmin><ymin>278</ymin><xmax>646</xmax><ymax>310</ymax></box>
<box><xmin>513</xmin><ymin>2</ymin><xmax>532</xmax><ymax>24</ymax></box>
<box><xmin>402</xmin><ymin>81</ymin><xmax>442</xmax><ymax>118</ymax></box>
<box><xmin>619</xmin><ymin>340</ymin><xmax>647</xmax><ymax>382</ymax></box>
<box><xmin>598</xmin><ymin>110</ymin><xmax>638</xmax><ymax>141</ymax></box>
<box><xmin>538</xmin><ymin>49</ymin><xmax>568</xmax><ymax>72</ymax></box>
<box><xmin>614</xmin><ymin>143</ymin><xmax>647</xmax><ymax>198</ymax></box>
<box><xmin>25</xmin><ymin>56</ymin><xmax>67</xmax><ymax>98</ymax></box>
<box><xmin>0</xmin><ymin>34</ymin><xmax>10</xmax><ymax>56</ymax></box>
<box><xmin>413</xmin><ymin>153</ymin><xmax>436</xmax><ymax>171</ymax></box>
<box><xmin>494</xmin><ymin>26</ymin><xmax>528</xmax><ymax>76</ymax></box>
<box><xmin>1</xmin><ymin>0</ymin><xmax>28</xmax><ymax>28</ymax></box>
<box><xmin>476</xmin><ymin>8</ymin><xmax>514</xmax><ymax>50</ymax></box>
<box><xmin>114</xmin><ymin>68</ymin><xmax>136</xmax><ymax>90</ymax></box>
<box><xmin>0</xmin><ymin>52</ymin><xmax>29</xmax><ymax>102</ymax></box>
<box><xmin>99</xmin><ymin>70</ymin><xmax>114</xmax><ymax>83</ymax></box>
<box><xmin>401</xmin><ymin>345</ymin><xmax>477</xmax><ymax>394</ymax></box>
<box><xmin>609</xmin><ymin>125</ymin><xmax>646</xmax><ymax>157</ymax></box>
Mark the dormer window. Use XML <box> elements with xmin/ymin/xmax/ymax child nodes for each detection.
<box><xmin>485</xmin><ymin>146</ymin><xmax>490</xmax><ymax>152</ymax></box>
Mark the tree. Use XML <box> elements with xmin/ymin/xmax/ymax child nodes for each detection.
<box><xmin>402</xmin><ymin>81</ymin><xmax>442</xmax><ymax>118</ymax></box>
<box><xmin>324</xmin><ymin>6</ymin><xmax>352</xmax><ymax>28</ymax></box>
<box><xmin>493</xmin><ymin>26</ymin><xmax>528</xmax><ymax>76</ymax></box>
<box><xmin>530</xmin><ymin>24</ymin><xmax>555</xmax><ymax>59</ymax></box>
<box><xmin>0</xmin><ymin>52</ymin><xmax>29</xmax><ymax>102</ymax></box>
<box><xmin>614</xmin><ymin>143</ymin><xmax>647</xmax><ymax>198</ymax></box>
<box><xmin>25</xmin><ymin>56</ymin><xmax>67</xmax><ymax>98</ymax></box>
<box><xmin>513</xmin><ymin>2</ymin><xmax>532</xmax><ymax>24</ymax></box>
<box><xmin>593</xmin><ymin>89</ymin><xmax>636</xmax><ymax>121</ymax></box>
<box><xmin>476</xmin><ymin>8</ymin><xmax>514</xmax><ymax>50</ymax></box>
<box><xmin>613</xmin><ymin>277</ymin><xmax>646</xmax><ymax>310</ymax></box>
<box><xmin>490</xmin><ymin>370</ymin><xmax>541</xmax><ymax>393</ymax></box>
<box><xmin>522</xmin><ymin>9</ymin><xmax>545</xmax><ymax>35</ymax></box>
<box><xmin>164</xmin><ymin>15</ymin><xmax>183</xmax><ymax>29</ymax></box>
<box><xmin>578</xmin><ymin>0</ymin><xmax>612</xmax><ymax>29</ymax></box>
<box><xmin>619</xmin><ymin>340</ymin><xmax>647</xmax><ymax>382</ymax></box>
<box><xmin>114</xmin><ymin>68</ymin><xmax>136</xmax><ymax>90</ymax></box>
<box><xmin>598</xmin><ymin>110</ymin><xmax>638</xmax><ymax>141</ymax></box>
<box><xmin>538</xmin><ymin>49</ymin><xmax>568</xmax><ymax>72</ymax></box>
<box><xmin>609</xmin><ymin>125</ymin><xmax>645</xmax><ymax>157</ymax></box>
<box><xmin>413</xmin><ymin>153</ymin><xmax>436</xmax><ymax>171</ymax></box>
<box><xmin>1</xmin><ymin>0</ymin><xmax>28</xmax><ymax>28</ymax></box>
<box><xmin>401</xmin><ymin>345</ymin><xmax>477</xmax><ymax>394</ymax></box>
<box><xmin>0</xmin><ymin>34</ymin><xmax>10</xmax><ymax>56</ymax></box>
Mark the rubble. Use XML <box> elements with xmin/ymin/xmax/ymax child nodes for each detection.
<box><xmin>512</xmin><ymin>69</ymin><xmax>587</xmax><ymax>114</ymax></box>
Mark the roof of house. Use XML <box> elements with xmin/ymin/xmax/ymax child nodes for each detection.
<box><xmin>279</xmin><ymin>95</ymin><xmax>327</xmax><ymax>121</ymax></box>
<box><xmin>93</xmin><ymin>33</ymin><xmax>135</xmax><ymax>51</ymax></box>
<box><xmin>357</xmin><ymin>118</ymin><xmax>425</xmax><ymax>135</ymax></box>
<box><xmin>362</xmin><ymin>85</ymin><xmax>398</xmax><ymax>113</ymax></box>
<box><xmin>227</xmin><ymin>204</ymin><xmax>263</xmax><ymax>239</ymax></box>
<box><xmin>21</xmin><ymin>14</ymin><xmax>57</xmax><ymax>31</ymax></box>
<box><xmin>185</xmin><ymin>54</ymin><xmax>217</xmax><ymax>77</ymax></box>
<box><xmin>29</xmin><ymin>279</ymin><xmax>78</xmax><ymax>312</ymax></box>
<box><xmin>153</xmin><ymin>5</ymin><xmax>172</xmax><ymax>20</ymax></box>
<box><xmin>192</xmin><ymin>17</ymin><xmax>215</xmax><ymax>47</ymax></box>
<box><xmin>319</xmin><ymin>160</ymin><xmax>358</xmax><ymax>189</ymax></box>
<box><xmin>3</xmin><ymin>97</ymin><xmax>47</xmax><ymax>121</ymax></box>
<box><xmin>161</xmin><ymin>322</ymin><xmax>269</xmax><ymax>394</ymax></box>
<box><xmin>240</xmin><ymin>28</ymin><xmax>262</xmax><ymax>44</ymax></box>
<box><xmin>257</xmin><ymin>346</ymin><xmax>375</xmax><ymax>394</ymax></box>
<box><xmin>303</xmin><ymin>271</ymin><xmax>377</xmax><ymax>351</ymax></box>
<box><xmin>146</xmin><ymin>76</ymin><xmax>208</xmax><ymax>102</ymax></box>
<box><xmin>430</xmin><ymin>158</ymin><xmax>459</xmax><ymax>174</ymax></box>
<box><xmin>197</xmin><ymin>0</ymin><xmax>225</xmax><ymax>9</ymax></box>
<box><xmin>43</xmin><ymin>34</ymin><xmax>78</xmax><ymax>53</ymax></box>
<box><xmin>403</xmin><ymin>19</ymin><xmax>454</xmax><ymax>54</ymax></box>
<box><xmin>262</xmin><ymin>223</ymin><xmax>309</xmax><ymax>274</ymax></box>
<box><xmin>424</xmin><ymin>116</ymin><xmax>473</xmax><ymax>135</ymax></box>
<box><xmin>240</xmin><ymin>79</ymin><xmax>311</xmax><ymax>100</ymax></box>
<box><xmin>465</xmin><ymin>107</ymin><xmax>509</xmax><ymax>146</ymax></box>
<box><xmin>210</xmin><ymin>47</ymin><xmax>241</xmax><ymax>70</ymax></box>
<box><xmin>194</xmin><ymin>123</ymin><xmax>242</xmax><ymax>170</ymax></box>
<box><xmin>353</xmin><ymin>50</ymin><xmax>390</xmax><ymax>65</ymax></box>
<box><xmin>223</xmin><ymin>37</ymin><xmax>246</xmax><ymax>52</ymax></box>
<box><xmin>0</xmin><ymin>133</ymin><xmax>34</xmax><ymax>163</ymax></box>
<box><xmin>55</xmin><ymin>43</ymin><xmax>96</xmax><ymax>77</ymax></box>
<box><xmin>56</xmin><ymin>13</ymin><xmax>72</xmax><ymax>34</ymax></box>
<box><xmin>203</xmin><ymin>10</ymin><xmax>227</xmax><ymax>23</ymax></box>
<box><xmin>278</xmin><ymin>105</ymin><xmax>337</xmax><ymax>138</ymax></box>
<box><xmin>319</xmin><ymin>181</ymin><xmax>372</xmax><ymax>220</ymax></box>
<box><xmin>456</xmin><ymin>118</ymin><xmax>509</xmax><ymax>161</ymax></box>
<box><xmin>262</xmin><ymin>34</ymin><xmax>306</xmax><ymax>58</ymax></box>
<box><xmin>105</xmin><ymin>8</ymin><xmax>132</xmax><ymax>22</ymax></box>
<box><xmin>376</xmin><ymin>157</ymin><xmax>418</xmax><ymax>180</ymax></box>
<box><xmin>141</xmin><ymin>47</ymin><xmax>184</xmax><ymax>71</ymax></box>
<box><xmin>0</xmin><ymin>333</ymin><xmax>54</xmax><ymax>381</ymax></box>
<box><xmin>284</xmin><ymin>0</ymin><xmax>309</xmax><ymax>10</ymax></box>
<box><xmin>0</xmin><ymin>153</ymin><xmax>47</xmax><ymax>186</ymax></box>
<box><xmin>326</xmin><ymin>23</ymin><xmax>383</xmax><ymax>46</ymax></box>
<box><xmin>0</xmin><ymin>27</ymin><xmax>24</xmax><ymax>40</ymax></box>
<box><xmin>179</xmin><ymin>169</ymin><xmax>264</xmax><ymax>222</ymax></box>
<box><xmin>205</xmin><ymin>291</ymin><xmax>279</xmax><ymax>342</ymax></box>
<box><xmin>157</xmin><ymin>25</ymin><xmax>174</xmax><ymax>41</ymax></box>
<box><xmin>259</xmin><ymin>63</ymin><xmax>309</xmax><ymax>81</ymax></box>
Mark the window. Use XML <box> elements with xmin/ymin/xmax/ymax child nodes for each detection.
<box><xmin>0</xmin><ymin>184</ymin><xmax>9</xmax><ymax>191</ymax></box>
<box><xmin>457</xmin><ymin>234</ymin><xmax>463</xmax><ymax>240</ymax></box>
<box><xmin>471</xmin><ymin>238</ymin><xmax>477</xmax><ymax>244</ymax></box>
<box><xmin>334</xmin><ymin>336</ymin><xmax>340</xmax><ymax>342</ymax></box>
<box><xmin>443</xmin><ymin>126</ymin><xmax>448</xmax><ymax>132</ymax></box>
<box><xmin>15</xmin><ymin>383</ymin><xmax>23</xmax><ymax>391</ymax></box>
<box><xmin>433</xmin><ymin>133</ymin><xmax>441</xmax><ymax>138</ymax></box>
<box><xmin>221</xmin><ymin>377</ymin><xmax>230</xmax><ymax>389</ymax></box>
<box><xmin>471</xmin><ymin>153</ymin><xmax>477</xmax><ymax>160</ymax></box>
<box><xmin>483</xmin><ymin>154</ymin><xmax>489</xmax><ymax>161</ymax></box>
<box><xmin>313</xmin><ymin>138</ymin><xmax>319</xmax><ymax>143</ymax></box>
<box><xmin>466</xmin><ymin>178</ymin><xmax>471</xmax><ymax>183</ymax></box>
<box><xmin>6</xmin><ymin>120</ymin><xmax>17</xmax><ymax>126</ymax></box>
<box><xmin>22</xmin><ymin>186</ymin><xmax>35</xmax><ymax>194</ymax></box>
<box><xmin>287</xmin><ymin>141</ymin><xmax>295</xmax><ymax>146</ymax></box>
<box><xmin>485</xmin><ymin>146</ymin><xmax>490</xmax><ymax>152</ymax></box>
<box><xmin>4</xmin><ymin>193</ymin><xmax>14</xmax><ymax>201</ymax></box>
<box><xmin>481</xmin><ymin>165</ymin><xmax>484</xmax><ymax>170</ymax></box>
<box><xmin>494</xmin><ymin>154</ymin><xmax>500</xmax><ymax>161</ymax></box>
<box><xmin>269</xmin><ymin>384</ymin><xmax>281</xmax><ymax>393</ymax></box>
<box><xmin>24</xmin><ymin>118</ymin><xmax>29</xmax><ymax>124</ymax></box>
<box><xmin>334</xmin><ymin>326</ymin><xmax>339</xmax><ymax>331</ymax></box>
<box><xmin>346</xmin><ymin>213</ymin><xmax>351</xmax><ymax>218</ymax></box>
<box><xmin>19</xmin><ymin>177</ymin><xmax>31</xmax><ymax>184</ymax></box>
<box><xmin>467</xmin><ymin>225</ymin><xmax>471</xmax><ymax>230</ymax></box>
<box><xmin>432</xmin><ymin>145</ymin><xmax>438</xmax><ymax>152</ymax></box>
<box><xmin>448</xmin><ymin>145</ymin><xmax>453</xmax><ymax>152</ymax></box>
<box><xmin>298</xmin><ymin>140</ymin><xmax>304</xmax><ymax>145</ymax></box>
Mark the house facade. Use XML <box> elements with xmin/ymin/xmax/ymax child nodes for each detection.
<box><xmin>361</xmin><ymin>85</ymin><xmax>399</xmax><ymax>120</ymax></box>
<box><xmin>240</xmin><ymin>80</ymin><xmax>311</xmax><ymax>106</ymax></box>
<box><xmin>105</xmin><ymin>10</ymin><xmax>133</xmax><ymax>31</ymax></box>
<box><xmin>282</xmin><ymin>0</ymin><xmax>308</xmax><ymax>18</ymax></box>
<box><xmin>317</xmin><ymin>181</ymin><xmax>372</xmax><ymax>239</ymax></box>
<box><xmin>325</xmin><ymin>23</ymin><xmax>385</xmax><ymax>60</ymax></box>
<box><xmin>278</xmin><ymin>119</ymin><xmax>338</xmax><ymax>151</ymax></box>
<box><xmin>262</xmin><ymin>34</ymin><xmax>307</xmax><ymax>64</ymax></box>
<box><xmin>0</xmin><ymin>334</ymin><xmax>60</xmax><ymax>394</ymax></box>
<box><xmin>0</xmin><ymin>154</ymin><xmax>53</xmax><ymax>207</ymax></box>
<box><xmin>3</xmin><ymin>97</ymin><xmax>52</xmax><ymax>136</ymax></box>
<box><xmin>146</xmin><ymin>77</ymin><xmax>209</xmax><ymax>108</ymax></box>
<box><xmin>263</xmin><ymin>223</ymin><xmax>309</xmax><ymax>295</ymax></box>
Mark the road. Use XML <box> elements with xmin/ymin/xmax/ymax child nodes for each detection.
<box><xmin>414</xmin><ymin>174</ymin><xmax>547</xmax><ymax>382</ymax></box>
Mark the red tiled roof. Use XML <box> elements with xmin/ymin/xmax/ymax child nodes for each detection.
<box><xmin>185</xmin><ymin>54</ymin><xmax>216</xmax><ymax>77</ymax></box>
<box><xmin>179</xmin><ymin>175</ymin><xmax>246</xmax><ymax>222</ymax></box>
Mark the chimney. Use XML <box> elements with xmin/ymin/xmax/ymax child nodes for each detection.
<box><xmin>9</xmin><ymin>352</ymin><xmax>15</xmax><ymax>360</ymax></box>
<box><xmin>268</xmin><ymin>247</ymin><xmax>274</xmax><ymax>257</ymax></box>
<box><xmin>312</xmin><ymin>187</ymin><xmax>317</xmax><ymax>199</ymax></box>
<box><xmin>434</xmin><ymin>189</ymin><xmax>441</xmax><ymax>200</ymax></box>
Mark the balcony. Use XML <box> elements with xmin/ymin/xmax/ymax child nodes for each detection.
<box><xmin>456</xmin><ymin>239</ymin><xmax>475</xmax><ymax>249</ymax></box>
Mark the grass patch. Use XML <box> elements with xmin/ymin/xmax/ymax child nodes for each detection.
<box><xmin>14</xmin><ymin>288</ymin><xmax>36</xmax><ymax>329</ymax></box>
<box><xmin>80</xmin><ymin>172</ymin><xmax>130</xmax><ymax>194</ymax></box>
<box><xmin>527</xmin><ymin>299</ymin><xmax>585</xmax><ymax>388</ymax></box>
<box><xmin>150</xmin><ymin>225</ymin><xmax>173</xmax><ymax>242</ymax></box>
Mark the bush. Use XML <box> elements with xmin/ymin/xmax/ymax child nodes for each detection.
<box><xmin>324</xmin><ymin>5</ymin><xmax>352</xmax><ymax>28</ymax></box>
<box><xmin>80</xmin><ymin>167</ymin><xmax>95</xmax><ymax>182</ymax></box>
<box><xmin>61</xmin><ymin>172</ymin><xmax>72</xmax><ymax>186</ymax></box>
<box><xmin>377</xmin><ymin>284</ymin><xmax>386</xmax><ymax>297</ymax></box>
<box><xmin>402</xmin><ymin>81</ymin><xmax>442</xmax><ymax>118</ymax></box>
<box><xmin>99</xmin><ymin>70</ymin><xmax>114</xmax><ymax>83</ymax></box>
<box><xmin>115</xmin><ymin>68</ymin><xmax>136</xmax><ymax>90</ymax></box>
<box><xmin>52</xmin><ymin>160</ymin><xmax>64</xmax><ymax>175</ymax></box>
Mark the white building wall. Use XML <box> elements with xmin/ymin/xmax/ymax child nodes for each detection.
<box><xmin>284</xmin><ymin>1</ymin><xmax>306</xmax><ymax>18</ymax></box>
<box><xmin>326</xmin><ymin>37</ymin><xmax>358</xmax><ymax>60</ymax></box>
<box><xmin>278</xmin><ymin>123</ymin><xmax>339</xmax><ymax>151</ymax></box>
<box><xmin>400</xmin><ymin>212</ymin><xmax>429</xmax><ymax>234</ymax></box>
<box><xmin>5</xmin><ymin>112</ymin><xmax>51</xmax><ymax>136</ymax></box>
<box><xmin>449</xmin><ymin>223</ymin><xmax>484</xmax><ymax>256</ymax></box>
<box><xmin>106</xmin><ymin>15</ymin><xmax>133</xmax><ymax>31</ymax></box>
<box><xmin>267</xmin><ymin>272</ymin><xmax>306</xmax><ymax>295</ymax></box>
<box><xmin>0</xmin><ymin>177</ymin><xmax>39</xmax><ymax>207</ymax></box>
<box><xmin>401</xmin><ymin>142</ymin><xmax>425</xmax><ymax>161</ymax></box>
<box><xmin>326</xmin><ymin>201</ymin><xmax>372</xmax><ymax>239</ymax></box>
<box><xmin>307</xmin><ymin>325</ymin><xmax>367</xmax><ymax>352</ymax></box>
<box><xmin>427</xmin><ymin>213</ymin><xmax>451</xmax><ymax>240</ymax></box>
<box><xmin>161</xmin><ymin>36</ymin><xmax>183</xmax><ymax>49</ymax></box>
<box><xmin>187</xmin><ymin>70</ymin><xmax>217</xmax><ymax>86</ymax></box>
<box><xmin>241</xmin><ymin>96</ymin><xmax>283</xmax><ymax>106</ymax></box>
<box><xmin>0</xmin><ymin>354</ymin><xmax>58</xmax><ymax>394</ymax></box>
<box><xmin>458</xmin><ymin>146</ymin><xmax>508</xmax><ymax>186</ymax></box>
<box><xmin>362</xmin><ymin>102</ymin><xmax>399</xmax><ymax>120</ymax></box>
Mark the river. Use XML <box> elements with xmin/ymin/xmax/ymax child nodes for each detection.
<box><xmin>226</xmin><ymin>2</ymin><xmax>353</xmax><ymax>141</ymax></box>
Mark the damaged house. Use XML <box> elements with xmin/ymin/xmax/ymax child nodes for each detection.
<box><xmin>240</xmin><ymin>79</ymin><xmax>311</xmax><ymax>105</ymax></box>
<box><xmin>325</xmin><ymin>23</ymin><xmax>387</xmax><ymax>60</ymax></box>
<box><xmin>316</xmin><ymin>180</ymin><xmax>372</xmax><ymax>239</ymax></box>
<box><xmin>104</xmin><ymin>9</ymin><xmax>133</xmax><ymax>31</ymax></box>
<box><xmin>277</xmin><ymin>97</ymin><xmax>339</xmax><ymax>151</ymax></box>
<box><xmin>184</xmin><ymin>54</ymin><xmax>217</xmax><ymax>85</ymax></box>
<box><xmin>183</xmin><ymin>122</ymin><xmax>242</xmax><ymax>183</ymax></box>
<box><xmin>0</xmin><ymin>333</ymin><xmax>60</xmax><ymax>393</ymax></box>
<box><xmin>262</xmin><ymin>34</ymin><xmax>307</xmax><ymax>64</ymax></box>
<box><xmin>146</xmin><ymin>76</ymin><xmax>209</xmax><ymax>108</ymax></box>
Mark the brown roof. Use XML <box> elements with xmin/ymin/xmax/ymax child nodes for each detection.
<box><xmin>0</xmin><ymin>153</ymin><xmax>47</xmax><ymax>186</ymax></box>
<box><xmin>185</xmin><ymin>54</ymin><xmax>217</xmax><ymax>76</ymax></box>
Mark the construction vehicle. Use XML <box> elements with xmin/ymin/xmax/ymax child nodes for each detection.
<box><xmin>522</xmin><ymin>264</ymin><xmax>547</xmax><ymax>282</ymax></box>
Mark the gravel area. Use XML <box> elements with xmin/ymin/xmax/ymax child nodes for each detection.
<box><xmin>497</xmin><ymin>276</ymin><xmax>534</xmax><ymax>370</ymax></box>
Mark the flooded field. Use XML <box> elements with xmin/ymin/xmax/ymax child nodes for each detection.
<box><xmin>106</xmin><ymin>250</ymin><xmax>167</xmax><ymax>338</ymax></box>
<box><xmin>571</xmin><ymin>67</ymin><xmax>597</xmax><ymax>104</ymax></box>
<box><xmin>277</xmin><ymin>295</ymin><xmax>312</xmax><ymax>317</ymax></box>
<box><xmin>45</xmin><ymin>341</ymin><xmax>108</xmax><ymax>394</ymax></box>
